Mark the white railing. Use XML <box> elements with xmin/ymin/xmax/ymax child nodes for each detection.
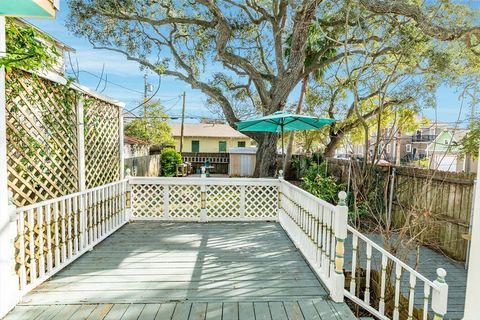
<box><xmin>345</xmin><ymin>227</ymin><xmax>448</xmax><ymax>320</ymax></box>
<box><xmin>2</xmin><ymin>176</ymin><xmax>449</xmax><ymax>320</ymax></box>
<box><xmin>278</xmin><ymin>179</ymin><xmax>348</xmax><ymax>302</ymax></box>
<box><xmin>129</xmin><ymin>177</ymin><xmax>279</xmax><ymax>221</ymax></box>
<box><xmin>13</xmin><ymin>179</ymin><xmax>128</xmax><ymax>294</ymax></box>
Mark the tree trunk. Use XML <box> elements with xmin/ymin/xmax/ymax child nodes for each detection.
<box><xmin>324</xmin><ymin>134</ymin><xmax>344</xmax><ymax>158</ymax></box>
<box><xmin>253</xmin><ymin>132</ymin><xmax>278</xmax><ymax>177</ymax></box>
<box><xmin>284</xmin><ymin>75</ymin><xmax>308</xmax><ymax>179</ymax></box>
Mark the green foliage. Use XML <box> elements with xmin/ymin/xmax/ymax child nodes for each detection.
<box><xmin>0</xmin><ymin>18</ymin><xmax>59</xmax><ymax>71</ymax></box>
<box><xmin>414</xmin><ymin>158</ymin><xmax>430</xmax><ymax>168</ymax></box>
<box><xmin>460</xmin><ymin>121</ymin><xmax>480</xmax><ymax>159</ymax></box>
<box><xmin>124</xmin><ymin>101</ymin><xmax>174</xmax><ymax>146</ymax></box>
<box><xmin>160</xmin><ymin>148</ymin><xmax>182</xmax><ymax>177</ymax></box>
<box><xmin>300</xmin><ymin>163</ymin><xmax>342</xmax><ymax>204</ymax></box>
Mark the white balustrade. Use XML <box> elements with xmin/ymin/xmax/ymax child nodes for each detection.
<box><xmin>129</xmin><ymin>177</ymin><xmax>279</xmax><ymax>221</ymax></box>
<box><xmin>345</xmin><ymin>227</ymin><xmax>449</xmax><ymax>320</ymax></box>
<box><xmin>6</xmin><ymin>175</ymin><xmax>449</xmax><ymax>320</ymax></box>
<box><xmin>277</xmin><ymin>179</ymin><xmax>348</xmax><ymax>302</ymax></box>
<box><xmin>14</xmin><ymin>179</ymin><xmax>128</xmax><ymax>294</ymax></box>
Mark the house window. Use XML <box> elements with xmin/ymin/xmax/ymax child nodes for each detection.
<box><xmin>238</xmin><ymin>141</ymin><xmax>246</xmax><ymax>147</ymax></box>
<box><xmin>406</xmin><ymin>144</ymin><xmax>412</xmax><ymax>153</ymax></box>
<box><xmin>219</xmin><ymin>141</ymin><xmax>227</xmax><ymax>152</ymax></box>
<box><xmin>430</xmin><ymin>127</ymin><xmax>435</xmax><ymax>136</ymax></box>
<box><xmin>444</xmin><ymin>139</ymin><xmax>449</xmax><ymax>145</ymax></box>
<box><xmin>192</xmin><ymin>140</ymin><xmax>200</xmax><ymax>152</ymax></box>
<box><xmin>386</xmin><ymin>144</ymin><xmax>391</xmax><ymax>153</ymax></box>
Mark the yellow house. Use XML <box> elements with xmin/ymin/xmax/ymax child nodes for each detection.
<box><xmin>171</xmin><ymin>123</ymin><xmax>253</xmax><ymax>153</ymax></box>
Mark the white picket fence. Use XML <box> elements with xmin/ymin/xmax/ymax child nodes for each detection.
<box><xmin>4</xmin><ymin>176</ymin><xmax>449</xmax><ymax>320</ymax></box>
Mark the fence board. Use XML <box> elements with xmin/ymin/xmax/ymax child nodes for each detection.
<box><xmin>326</xmin><ymin>159</ymin><xmax>474</xmax><ymax>261</ymax></box>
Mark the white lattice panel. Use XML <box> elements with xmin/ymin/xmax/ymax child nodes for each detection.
<box><xmin>168</xmin><ymin>185</ymin><xmax>201</xmax><ymax>219</ymax></box>
<box><xmin>207</xmin><ymin>185</ymin><xmax>241</xmax><ymax>218</ymax></box>
<box><xmin>131</xmin><ymin>184</ymin><xmax>165</xmax><ymax>218</ymax></box>
<box><xmin>244</xmin><ymin>185</ymin><xmax>278</xmax><ymax>218</ymax></box>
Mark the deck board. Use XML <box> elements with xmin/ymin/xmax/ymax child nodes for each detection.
<box><xmin>6</xmin><ymin>222</ymin><xmax>356</xmax><ymax>320</ymax></box>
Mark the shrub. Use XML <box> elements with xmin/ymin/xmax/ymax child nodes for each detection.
<box><xmin>160</xmin><ymin>148</ymin><xmax>182</xmax><ymax>177</ymax></box>
<box><xmin>300</xmin><ymin>163</ymin><xmax>341</xmax><ymax>204</ymax></box>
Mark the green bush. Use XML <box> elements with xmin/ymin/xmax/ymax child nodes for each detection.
<box><xmin>160</xmin><ymin>148</ymin><xmax>182</xmax><ymax>177</ymax></box>
<box><xmin>300</xmin><ymin>163</ymin><xmax>341</xmax><ymax>204</ymax></box>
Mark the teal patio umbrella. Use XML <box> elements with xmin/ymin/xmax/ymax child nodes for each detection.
<box><xmin>236</xmin><ymin>111</ymin><xmax>335</xmax><ymax>171</ymax></box>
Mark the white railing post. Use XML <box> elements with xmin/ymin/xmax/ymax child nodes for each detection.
<box><xmin>432</xmin><ymin>268</ymin><xmax>448</xmax><ymax>320</ymax></box>
<box><xmin>200</xmin><ymin>184</ymin><xmax>207</xmax><ymax>222</ymax></box>
<box><xmin>331</xmin><ymin>191</ymin><xmax>348</xmax><ymax>302</ymax></box>
<box><xmin>0</xmin><ymin>193</ymin><xmax>20</xmax><ymax>318</ymax></box>
<box><xmin>125</xmin><ymin>169</ymin><xmax>132</xmax><ymax>221</ymax></box>
<box><xmin>277</xmin><ymin>171</ymin><xmax>284</xmax><ymax>220</ymax></box>
<box><xmin>119</xmin><ymin>104</ymin><xmax>125</xmax><ymax>180</ymax></box>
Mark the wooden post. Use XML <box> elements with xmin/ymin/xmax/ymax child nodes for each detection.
<box><xmin>76</xmin><ymin>98</ymin><xmax>86</xmax><ymax>250</ymax></box>
<box><xmin>0</xmin><ymin>192</ymin><xmax>20</xmax><ymax>318</ymax></box>
<box><xmin>119</xmin><ymin>104</ymin><xmax>125</xmax><ymax>179</ymax></box>
<box><xmin>76</xmin><ymin>97</ymin><xmax>86</xmax><ymax>191</ymax></box>
<box><xmin>463</xmin><ymin>146</ymin><xmax>480</xmax><ymax>320</ymax></box>
<box><xmin>200</xmin><ymin>184</ymin><xmax>207</xmax><ymax>222</ymax></box>
<box><xmin>125</xmin><ymin>169</ymin><xmax>132</xmax><ymax>221</ymax></box>
<box><xmin>432</xmin><ymin>268</ymin><xmax>448</xmax><ymax>320</ymax></box>
<box><xmin>331</xmin><ymin>191</ymin><xmax>348</xmax><ymax>302</ymax></box>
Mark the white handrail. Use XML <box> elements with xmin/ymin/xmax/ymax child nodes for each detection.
<box><xmin>347</xmin><ymin>226</ymin><xmax>438</xmax><ymax>289</ymax></box>
<box><xmin>15</xmin><ymin>179</ymin><xmax>129</xmax><ymax>213</ymax></box>
<box><xmin>14</xmin><ymin>180</ymin><xmax>129</xmax><ymax>295</ymax></box>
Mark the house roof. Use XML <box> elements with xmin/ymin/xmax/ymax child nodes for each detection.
<box><xmin>124</xmin><ymin>135</ymin><xmax>149</xmax><ymax>145</ymax></box>
<box><xmin>425</xmin><ymin>129</ymin><xmax>469</xmax><ymax>153</ymax></box>
<box><xmin>170</xmin><ymin>123</ymin><xmax>249</xmax><ymax>139</ymax></box>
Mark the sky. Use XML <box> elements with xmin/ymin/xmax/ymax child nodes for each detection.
<box><xmin>26</xmin><ymin>0</ymin><xmax>474</xmax><ymax>126</ymax></box>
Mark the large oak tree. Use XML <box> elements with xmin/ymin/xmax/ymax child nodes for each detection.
<box><xmin>67</xmin><ymin>0</ymin><xmax>479</xmax><ymax>176</ymax></box>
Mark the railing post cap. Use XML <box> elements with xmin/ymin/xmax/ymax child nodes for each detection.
<box><xmin>125</xmin><ymin>168</ymin><xmax>131</xmax><ymax>177</ymax></box>
<box><xmin>338</xmin><ymin>191</ymin><xmax>347</xmax><ymax>205</ymax></box>
<box><xmin>436</xmin><ymin>268</ymin><xmax>447</xmax><ymax>281</ymax></box>
<box><xmin>278</xmin><ymin>170</ymin><xmax>284</xmax><ymax>179</ymax></box>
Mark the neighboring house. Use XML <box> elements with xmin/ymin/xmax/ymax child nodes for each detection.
<box><xmin>336</xmin><ymin>121</ymin><xmax>452</xmax><ymax>163</ymax></box>
<box><xmin>426</xmin><ymin>129</ymin><xmax>477</xmax><ymax>172</ymax></box>
<box><xmin>171</xmin><ymin>123</ymin><xmax>252</xmax><ymax>153</ymax></box>
<box><xmin>124</xmin><ymin>136</ymin><xmax>150</xmax><ymax>159</ymax></box>
<box><xmin>1</xmin><ymin>0</ymin><xmax>59</xmax><ymax>18</ymax></box>
<box><xmin>14</xmin><ymin>18</ymin><xmax>75</xmax><ymax>75</ymax></box>
<box><xmin>404</xmin><ymin>122</ymin><xmax>450</xmax><ymax>161</ymax></box>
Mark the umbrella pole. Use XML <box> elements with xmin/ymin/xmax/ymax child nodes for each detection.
<box><xmin>281</xmin><ymin>125</ymin><xmax>285</xmax><ymax>174</ymax></box>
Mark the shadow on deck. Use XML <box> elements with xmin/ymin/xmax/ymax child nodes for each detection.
<box><xmin>4</xmin><ymin>222</ymin><xmax>356</xmax><ymax>320</ymax></box>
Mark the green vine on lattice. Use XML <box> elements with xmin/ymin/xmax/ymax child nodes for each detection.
<box><xmin>0</xmin><ymin>18</ymin><xmax>59</xmax><ymax>71</ymax></box>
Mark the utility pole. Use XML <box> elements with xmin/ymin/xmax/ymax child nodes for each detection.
<box><xmin>180</xmin><ymin>92</ymin><xmax>186</xmax><ymax>153</ymax></box>
<box><xmin>143</xmin><ymin>74</ymin><xmax>148</xmax><ymax>120</ymax></box>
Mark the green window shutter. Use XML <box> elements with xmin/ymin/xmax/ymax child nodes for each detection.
<box><xmin>219</xmin><ymin>141</ymin><xmax>227</xmax><ymax>152</ymax></box>
<box><xmin>238</xmin><ymin>141</ymin><xmax>246</xmax><ymax>147</ymax></box>
<box><xmin>192</xmin><ymin>140</ymin><xmax>200</xmax><ymax>152</ymax></box>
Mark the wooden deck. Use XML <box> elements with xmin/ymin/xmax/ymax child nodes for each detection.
<box><xmin>4</xmin><ymin>222</ymin><xmax>356</xmax><ymax>320</ymax></box>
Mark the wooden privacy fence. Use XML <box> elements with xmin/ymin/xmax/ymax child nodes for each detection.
<box><xmin>326</xmin><ymin>159</ymin><xmax>474</xmax><ymax>261</ymax></box>
<box><xmin>5</xmin><ymin>69</ymin><xmax>124</xmax><ymax>207</ymax></box>
<box><xmin>125</xmin><ymin>155</ymin><xmax>162</xmax><ymax>177</ymax></box>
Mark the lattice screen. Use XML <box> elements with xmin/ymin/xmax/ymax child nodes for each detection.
<box><xmin>5</xmin><ymin>70</ymin><xmax>79</xmax><ymax>206</ymax></box>
<box><xmin>5</xmin><ymin>69</ymin><xmax>122</xmax><ymax>206</ymax></box>
<box><xmin>84</xmin><ymin>97</ymin><xmax>120</xmax><ymax>188</ymax></box>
